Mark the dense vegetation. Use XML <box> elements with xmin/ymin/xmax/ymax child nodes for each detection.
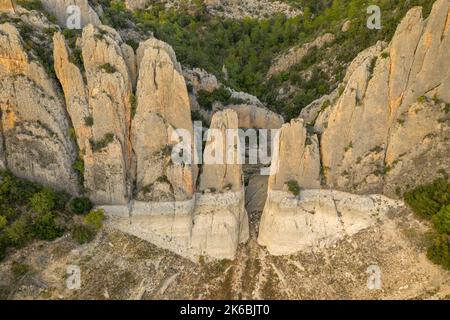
<box><xmin>98</xmin><ymin>0</ymin><xmax>434</xmax><ymax>120</ymax></box>
<box><xmin>0</xmin><ymin>171</ymin><xmax>103</xmax><ymax>261</ymax></box>
<box><xmin>404</xmin><ymin>178</ymin><xmax>450</xmax><ymax>270</ymax></box>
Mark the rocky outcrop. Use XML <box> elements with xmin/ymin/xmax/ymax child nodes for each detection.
<box><xmin>206</xmin><ymin>0</ymin><xmax>302</xmax><ymax>20</ymax></box>
<box><xmin>107</xmin><ymin>109</ymin><xmax>249</xmax><ymax>260</ymax></box>
<box><xmin>193</xmin><ymin>109</ymin><xmax>249</xmax><ymax>258</ymax></box>
<box><xmin>1</xmin><ymin>1</ymin><xmax>448</xmax><ymax>263</ymax></box>
<box><xmin>53</xmin><ymin>24</ymin><xmax>135</xmax><ymax>204</ymax></box>
<box><xmin>267</xmin><ymin>33</ymin><xmax>335</xmax><ymax>78</ymax></box>
<box><xmin>268</xmin><ymin>118</ymin><xmax>321</xmax><ymax>191</ymax></box>
<box><xmin>245</xmin><ymin>174</ymin><xmax>268</xmax><ymax>214</ymax></box>
<box><xmin>320</xmin><ymin>0</ymin><xmax>450</xmax><ymax>196</ymax></box>
<box><xmin>227</xmin><ymin>104</ymin><xmax>284</xmax><ymax>129</ymax></box>
<box><xmin>69</xmin><ymin>25</ymin><xmax>133</xmax><ymax>204</ymax></box>
<box><xmin>132</xmin><ymin>38</ymin><xmax>195</xmax><ymax>202</ymax></box>
<box><xmin>259</xmin><ymin>1</ymin><xmax>450</xmax><ymax>255</ymax></box>
<box><xmin>0</xmin><ymin>0</ymin><xmax>15</xmax><ymax>13</ymax></box>
<box><xmin>124</xmin><ymin>0</ymin><xmax>150</xmax><ymax>10</ymax></box>
<box><xmin>183</xmin><ymin>67</ymin><xmax>219</xmax><ymax>93</ymax></box>
<box><xmin>258</xmin><ymin>189</ymin><xmax>403</xmax><ymax>255</ymax></box>
<box><xmin>199</xmin><ymin>109</ymin><xmax>242</xmax><ymax>193</ymax></box>
<box><xmin>0</xmin><ymin>23</ymin><xmax>79</xmax><ymax>194</ymax></box>
<box><xmin>41</xmin><ymin>0</ymin><xmax>100</xmax><ymax>28</ymax></box>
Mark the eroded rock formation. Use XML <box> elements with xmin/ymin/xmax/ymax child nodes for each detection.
<box><xmin>258</xmin><ymin>0</ymin><xmax>450</xmax><ymax>255</ymax></box>
<box><xmin>320</xmin><ymin>0</ymin><xmax>450</xmax><ymax>196</ymax></box>
<box><xmin>0</xmin><ymin>1</ymin><xmax>448</xmax><ymax>261</ymax></box>
<box><xmin>41</xmin><ymin>0</ymin><xmax>100</xmax><ymax>28</ymax></box>
<box><xmin>110</xmin><ymin>109</ymin><xmax>249</xmax><ymax>260</ymax></box>
<box><xmin>0</xmin><ymin>23</ymin><xmax>79</xmax><ymax>194</ymax></box>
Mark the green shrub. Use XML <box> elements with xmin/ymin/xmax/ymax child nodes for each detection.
<box><xmin>99</xmin><ymin>63</ymin><xmax>117</xmax><ymax>74</ymax></box>
<box><xmin>433</xmin><ymin>205</ymin><xmax>450</xmax><ymax>234</ymax></box>
<box><xmin>130</xmin><ymin>93</ymin><xmax>137</xmax><ymax>118</ymax></box>
<box><xmin>368</xmin><ymin>57</ymin><xmax>377</xmax><ymax>77</ymax></box>
<box><xmin>16</xmin><ymin>0</ymin><xmax>43</xmax><ymax>11</ymax></box>
<box><xmin>287</xmin><ymin>180</ymin><xmax>301</xmax><ymax>196</ymax></box>
<box><xmin>417</xmin><ymin>96</ymin><xmax>427</xmax><ymax>104</ymax></box>
<box><xmin>69</xmin><ymin>197</ymin><xmax>93</xmax><ymax>215</ymax></box>
<box><xmin>83</xmin><ymin>209</ymin><xmax>105</xmax><ymax>231</ymax></box>
<box><xmin>445</xmin><ymin>103</ymin><xmax>450</xmax><ymax>114</ymax></box>
<box><xmin>427</xmin><ymin>233</ymin><xmax>450</xmax><ymax>270</ymax></box>
<box><xmin>191</xmin><ymin>110</ymin><xmax>206</xmax><ymax>125</ymax></box>
<box><xmin>0</xmin><ymin>171</ymin><xmax>40</xmax><ymax>205</ymax></box>
<box><xmin>29</xmin><ymin>188</ymin><xmax>56</xmax><ymax>214</ymax></box>
<box><xmin>1</xmin><ymin>206</ymin><xmax>18</xmax><ymax>221</ymax></box>
<box><xmin>404</xmin><ymin>178</ymin><xmax>450</xmax><ymax>218</ymax></box>
<box><xmin>32</xmin><ymin>212</ymin><xmax>63</xmax><ymax>241</ymax></box>
<box><xmin>84</xmin><ymin>116</ymin><xmax>94</xmax><ymax>127</ymax></box>
<box><xmin>0</xmin><ymin>235</ymin><xmax>8</xmax><ymax>260</ymax></box>
<box><xmin>72</xmin><ymin>224</ymin><xmax>96</xmax><ymax>244</ymax></box>
<box><xmin>68</xmin><ymin>128</ymin><xmax>77</xmax><ymax>140</ymax></box>
<box><xmin>197</xmin><ymin>87</ymin><xmax>232</xmax><ymax>110</ymax></box>
<box><xmin>73</xmin><ymin>158</ymin><xmax>85</xmax><ymax>175</ymax></box>
<box><xmin>4</xmin><ymin>215</ymin><xmax>32</xmax><ymax>248</ymax></box>
<box><xmin>0</xmin><ymin>215</ymin><xmax>7</xmax><ymax>230</ymax></box>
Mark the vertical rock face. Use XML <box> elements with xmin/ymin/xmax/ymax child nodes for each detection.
<box><xmin>320</xmin><ymin>0</ymin><xmax>450</xmax><ymax>196</ymax></box>
<box><xmin>53</xmin><ymin>31</ymin><xmax>91</xmax><ymax>154</ymax></box>
<box><xmin>259</xmin><ymin>0</ymin><xmax>450</xmax><ymax>255</ymax></box>
<box><xmin>132</xmin><ymin>38</ymin><xmax>195</xmax><ymax>202</ymax></box>
<box><xmin>193</xmin><ymin>109</ymin><xmax>249</xmax><ymax>258</ymax></box>
<box><xmin>258</xmin><ymin>189</ymin><xmax>403</xmax><ymax>255</ymax></box>
<box><xmin>0</xmin><ymin>0</ymin><xmax>15</xmax><ymax>13</ymax></box>
<box><xmin>0</xmin><ymin>23</ymin><xmax>79</xmax><ymax>194</ymax></box>
<box><xmin>40</xmin><ymin>0</ymin><xmax>100</xmax><ymax>28</ymax></box>
<box><xmin>80</xmin><ymin>25</ymin><xmax>133</xmax><ymax>204</ymax></box>
<box><xmin>199</xmin><ymin>109</ymin><xmax>242</xmax><ymax>193</ymax></box>
<box><xmin>268</xmin><ymin>118</ymin><xmax>321</xmax><ymax>192</ymax></box>
<box><xmin>111</xmin><ymin>108</ymin><xmax>249</xmax><ymax>260</ymax></box>
<box><xmin>53</xmin><ymin>25</ymin><xmax>134</xmax><ymax>204</ymax></box>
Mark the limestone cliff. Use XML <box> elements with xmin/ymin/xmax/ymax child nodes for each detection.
<box><xmin>108</xmin><ymin>109</ymin><xmax>249</xmax><ymax>260</ymax></box>
<box><xmin>320</xmin><ymin>0</ymin><xmax>450</xmax><ymax>196</ymax></box>
<box><xmin>258</xmin><ymin>0</ymin><xmax>450</xmax><ymax>255</ymax></box>
<box><xmin>0</xmin><ymin>22</ymin><xmax>79</xmax><ymax>194</ymax></box>
<box><xmin>132</xmin><ymin>38</ymin><xmax>195</xmax><ymax>202</ymax></box>
<box><xmin>0</xmin><ymin>0</ymin><xmax>448</xmax><ymax>262</ymax></box>
<box><xmin>53</xmin><ymin>24</ymin><xmax>134</xmax><ymax>204</ymax></box>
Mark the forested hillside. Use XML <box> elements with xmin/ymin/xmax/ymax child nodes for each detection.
<box><xmin>98</xmin><ymin>0</ymin><xmax>435</xmax><ymax>119</ymax></box>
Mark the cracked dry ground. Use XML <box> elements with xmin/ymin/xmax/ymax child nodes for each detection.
<box><xmin>0</xmin><ymin>205</ymin><xmax>449</xmax><ymax>300</ymax></box>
